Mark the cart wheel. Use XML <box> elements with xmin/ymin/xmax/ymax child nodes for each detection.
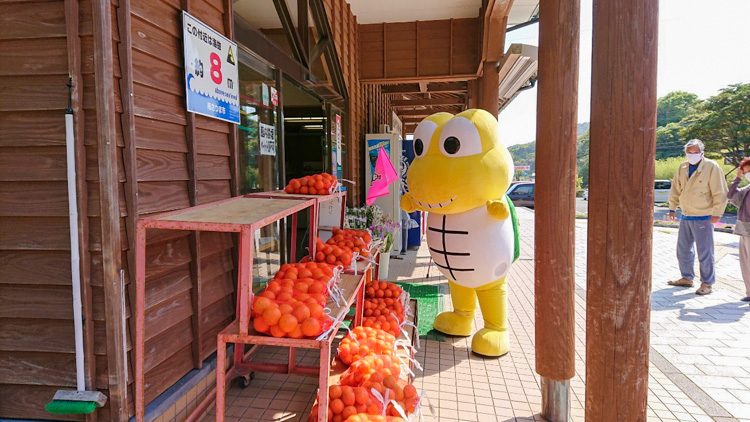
<box><xmin>237</xmin><ymin>373</ymin><xmax>254</xmax><ymax>388</ymax></box>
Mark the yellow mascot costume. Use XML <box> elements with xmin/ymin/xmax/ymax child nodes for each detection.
<box><xmin>401</xmin><ymin>109</ymin><xmax>519</xmax><ymax>357</ymax></box>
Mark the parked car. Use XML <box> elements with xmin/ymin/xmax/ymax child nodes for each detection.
<box><xmin>507</xmin><ymin>181</ymin><xmax>535</xmax><ymax>208</ymax></box>
<box><xmin>583</xmin><ymin>189</ymin><xmax>589</xmax><ymax>201</ymax></box>
<box><xmin>654</xmin><ymin>180</ymin><xmax>671</xmax><ymax>203</ymax></box>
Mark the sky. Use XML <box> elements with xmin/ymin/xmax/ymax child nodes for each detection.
<box><xmin>498</xmin><ymin>0</ymin><xmax>750</xmax><ymax>146</ymax></box>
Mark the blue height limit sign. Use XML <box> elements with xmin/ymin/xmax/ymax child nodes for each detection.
<box><xmin>183</xmin><ymin>11</ymin><xmax>240</xmax><ymax>124</ymax></box>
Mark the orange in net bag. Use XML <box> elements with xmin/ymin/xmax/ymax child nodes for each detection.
<box><xmin>365</xmin><ymin>280</ymin><xmax>403</xmax><ymax>300</ymax></box>
<box><xmin>328</xmin><ymin>228</ymin><xmax>373</xmax><ymax>259</ymax></box>
<box><xmin>339</xmin><ymin>355</ymin><xmax>401</xmax><ymax>387</ymax></box>
<box><xmin>307</xmin><ymin>385</ymin><xmax>383</xmax><ymax>422</ymax></box>
<box><xmin>285</xmin><ymin>173</ymin><xmax>338</xmax><ymax>195</ymax></box>
<box><xmin>359</xmin><ymin>375</ymin><xmax>421</xmax><ymax>419</ymax></box>
<box><xmin>251</xmin><ymin>295</ymin><xmax>331</xmax><ymax>339</ymax></box>
<box><xmin>337</xmin><ymin>326</ymin><xmax>396</xmax><ymax>366</ymax></box>
<box><xmin>363</xmin><ymin>298</ymin><xmax>404</xmax><ymax>323</ymax></box>
<box><xmin>362</xmin><ymin>314</ymin><xmax>402</xmax><ymax>337</ymax></box>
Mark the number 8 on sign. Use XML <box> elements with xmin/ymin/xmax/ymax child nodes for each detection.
<box><xmin>210</xmin><ymin>52</ymin><xmax>222</xmax><ymax>84</ymax></box>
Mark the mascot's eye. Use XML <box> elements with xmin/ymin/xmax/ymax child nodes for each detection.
<box><xmin>439</xmin><ymin>117</ymin><xmax>483</xmax><ymax>158</ymax></box>
<box><xmin>412</xmin><ymin>119</ymin><xmax>437</xmax><ymax>158</ymax></box>
<box><xmin>415</xmin><ymin>138</ymin><xmax>424</xmax><ymax>156</ymax></box>
<box><xmin>443</xmin><ymin>137</ymin><xmax>460</xmax><ymax>154</ymax></box>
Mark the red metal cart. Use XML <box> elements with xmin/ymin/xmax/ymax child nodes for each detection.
<box><xmin>134</xmin><ymin>191</ymin><xmax>349</xmax><ymax>422</ymax></box>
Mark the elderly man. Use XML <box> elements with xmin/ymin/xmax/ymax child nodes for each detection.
<box><xmin>667</xmin><ymin>139</ymin><xmax>728</xmax><ymax>295</ymax></box>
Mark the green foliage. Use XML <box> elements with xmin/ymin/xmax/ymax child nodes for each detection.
<box><xmin>681</xmin><ymin>83</ymin><xmax>750</xmax><ymax>167</ymax></box>
<box><xmin>577</xmin><ymin>130</ymin><xmax>590</xmax><ymax>187</ymax></box>
<box><xmin>657</xmin><ymin>91</ymin><xmax>701</xmax><ymax>126</ymax></box>
<box><xmin>508</xmin><ymin>141</ymin><xmax>535</xmax><ymax>168</ymax></box>
<box><xmin>656</xmin><ymin>122</ymin><xmax>686</xmax><ymax>159</ymax></box>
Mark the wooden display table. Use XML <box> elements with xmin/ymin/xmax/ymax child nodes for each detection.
<box><xmin>133</xmin><ymin>191</ymin><xmax>345</xmax><ymax>422</ymax></box>
<box><xmin>215</xmin><ymin>270</ymin><xmax>371</xmax><ymax>422</ymax></box>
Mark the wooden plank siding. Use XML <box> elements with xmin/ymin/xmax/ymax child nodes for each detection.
<box><xmin>358</xmin><ymin>19</ymin><xmax>480</xmax><ymax>83</ymax></box>
<box><xmin>0</xmin><ymin>1</ymin><xmax>89</xmax><ymax>420</ymax></box>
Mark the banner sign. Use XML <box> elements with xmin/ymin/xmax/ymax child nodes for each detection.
<box><xmin>183</xmin><ymin>12</ymin><xmax>240</xmax><ymax>124</ymax></box>
<box><xmin>367</xmin><ymin>138</ymin><xmax>390</xmax><ymax>179</ymax></box>
<box><xmin>259</xmin><ymin>122</ymin><xmax>276</xmax><ymax>156</ymax></box>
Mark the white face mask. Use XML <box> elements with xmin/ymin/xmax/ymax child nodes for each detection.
<box><xmin>686</xmin><ymin>153</ymin><xmax>703</xmax><ymax>165</ymax></box>
<box><xmin>745</xmin><ymin>173</ymin><xmax>750</xmax><ymax>183</ymax></box>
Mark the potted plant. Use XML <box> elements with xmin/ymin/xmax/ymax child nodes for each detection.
<box><xmin>370</xmin><ymin>216</ymin><xmax>399</xmax><ymax>279</ymax></box>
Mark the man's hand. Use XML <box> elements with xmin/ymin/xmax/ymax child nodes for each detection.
<box><xmin>668</xmin><ymin>211</ymin><xmax>676</xmax><ymax>222</ymax></box>
<box><xmin>401</xmin><ymin>193</ymin><xmax>416</xmax><ymax>213</ymax></box>
<box><xmin>711</xmin><ymin>216</ymin><xmax>721</xmax><ymax>224</ymax></box>
<box><xmin>487</xmin><ymin>198</ymin><xmax>510</xmax><ymax>220</ymax></box>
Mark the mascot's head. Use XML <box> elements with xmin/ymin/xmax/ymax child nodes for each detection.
<box><xmin>405</xmin><ymin>109</ymin><xmax>513</xmax><ymax>215</ymax></box>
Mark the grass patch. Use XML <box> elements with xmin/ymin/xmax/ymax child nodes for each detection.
<box><xmin>395</xmin><ymin>282</ymin><xmax>446</xmax><ymax>342</ymax></box>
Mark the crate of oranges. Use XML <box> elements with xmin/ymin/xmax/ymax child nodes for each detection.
<box><xmin>285</xmin><ymin>173</ymin><xmax>338</xmax><ymax>195</ymax></box>
<box><xmin>339</xmin><ymin>355</ymin><xmax>402</xmax><ymax>387</ymax></box>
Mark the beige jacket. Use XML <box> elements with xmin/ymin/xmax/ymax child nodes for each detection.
<box><xmin>668</xmin><ymin>158</ymin><xmax>728</xmax><ymax>217</ymax></box>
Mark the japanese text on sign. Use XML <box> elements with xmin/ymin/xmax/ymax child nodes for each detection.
<box><xmin>259</xmin><ymin>123</ymin><xmax>276</xmax><ymax>156</ymax></box>
<box><xmin>183</xmin><ymin>12</ymin><xmax>240</xmax><ymax>124</ymax></box>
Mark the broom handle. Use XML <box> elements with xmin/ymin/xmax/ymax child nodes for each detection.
<box><xmin>66</xmin><ymin>111</ymin><xmax>86</xmax><ymax>392</ymax></box>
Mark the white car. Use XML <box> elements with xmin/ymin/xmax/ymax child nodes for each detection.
<box><xmin>654</xmin><ymin>180</ymin><xmax>671</xmax><ymax>203</ymax></box>
<box><xmin>583</xmin><ymin>189</ymin><xmax>589</xmax><ymax>201</ymax></box>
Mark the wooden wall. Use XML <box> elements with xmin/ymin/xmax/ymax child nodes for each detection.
<box><xmin>122</xmin><ymin>0</ymin><xmax>237</xmax><ymax>412</ymax></box>
<box><xmin>0</xmin><ymin>0</ymin><xmax>90</xmax><ymax>419</ymax></box>
<box><xmin>0</xmin><ymin>0</ymin><xmax>236</xmax><ymax>419</ymax></box>
<box><xmin>358</xmin><ymin>19</ymin><xmax>480</xmax><ymax>83</ymax></box>
<box><xmin>323</xmin><ymin>0</ymin><xmax>364</xmax><ymax>205</ymax></box>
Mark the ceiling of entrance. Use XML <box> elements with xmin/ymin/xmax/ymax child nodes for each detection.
<box><xmin>234</xmin><ymin>0</ymin><xmax>540</xmax><ymax>30</ymax></box>
<box><xmin>347</xmin><ymin>0</ymin><xmax>538</xmax><ymax>25</ymax></box>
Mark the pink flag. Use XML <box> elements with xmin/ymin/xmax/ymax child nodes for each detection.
<box><xmin>366</xmin><ymin>147</ymin><xmax>398</xmax><ymax>205</ymax></box>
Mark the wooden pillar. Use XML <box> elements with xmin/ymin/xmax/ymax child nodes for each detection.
<box><xmin>477</xmin><ymin>61</ymin><xmax>499</xmax><ymax>116</ymax></box>
<box><xmin>586</xmin><ymin>0</ymin><xmax>658</xmax><ymax>420</ymax></box>
<box><xmin>92</xmin><ymin>0</ymin><xmax>127</xmax><ymax>419</ymax></box>
<box><xmin>534</xmin><ymin>1</ymin><xmax>580</xmax><ymax>419</ymax></box>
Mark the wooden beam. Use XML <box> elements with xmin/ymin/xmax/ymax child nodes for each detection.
<box><xmin>397</xmin><ymin>107</ymin><xmax>462</xmax><ymax>117</ymax></box>
<box><xmin>390</xmin><ymin>97</ymin><xmax>465</xmax><ymax>108</ymax></box>
<box><xmin>91</xmin><ymin>0</ymin><xmax>127</xmax><ymax>419</ymax></box>
<box><xmin>298</xmin><ymin>0</ymin><xmax>309</xmax><ymax>64</ymax></box>
<box><xmin>64</xmin><ymin>0</ymin><xmax>97</xmax><ymax>404</ymax></box>
<box><xmin>181</xmin><ymin>0</ymin><xmax>203</xmax><ymax>370</ymax></box>
<box><xmin>273</xmin><ymin>0</ymin><xmax>308</xmax><ymax>66</ymax></box>
<box><xmin>534</xmin><ymin>0</ymin><xmax>579</xmax><ymax>388</ymax></box>
<box><xmin>224</xmin><ymin>0</ymin><xmax>239</xmax><ymax>197</ymax></box>
<box><xmin>586</xmin><ymin>0</ymin><xmax>658</xmax><ymax>420</ymax></box>
<box><xmin>478</xmin><ymin>60</ymin><xmax>500</xmax><ymax>115</ymax></box>
<box><xmin>381</xmin><ymin>82</ymin><xmax>468</xmax><ymax>95</ymax></box>
<box><xmin>234</xmin><ymin>15</ymin><xmax>309</xmax><ymax>84</ymax></box>
<box><xmin>360</xmin><ymin>74</ymin><xmax>478</xmax><ymax>85</ymax></box>
<box><xmin>479</xmin><ymin>0</ymin><xmax>513</xmax><ymax>68</ymax></box>
<box><xmin>115</xmin><ymin>0</ymin><xmax>140</xmax><ymax>398</ymax></box>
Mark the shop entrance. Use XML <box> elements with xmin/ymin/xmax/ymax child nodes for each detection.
<box><xmin>282</xmin><ymin>76</ymin><xmax>328</xmax><ymax>182</ymax></box>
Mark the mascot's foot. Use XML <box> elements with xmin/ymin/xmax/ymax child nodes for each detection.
<box><xmin>471</xmin><ymin>328</ymin><xmax>509</xmax><ymax>357</ymax></box>
<box><xmin>433</xmin><ymin>311</ymin><xmax>473</xmax><ymax>337</ymax></box>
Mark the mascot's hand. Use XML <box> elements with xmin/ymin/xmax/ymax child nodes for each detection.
<box><xmin>401</xmin><ymin>193</ymin><xmax>417</xmax><ymax>213</ymax></box>
<box><xmin>486</xmin><ymin>198</ymin><xmax>510</xmax><ymax>220</ymax></box>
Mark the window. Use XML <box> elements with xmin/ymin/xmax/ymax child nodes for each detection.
<box><xmin>238</xmin><ymin>50</ymin><xmax>279</xmax><ymax>194</ymax></box>
<box><xmin>512</xmin><ymin>184</ymin><xmax>533</xmax><ymax>195</ymax></box>
<box><xmin>655</xmin><ymin>181</ymin><xmax>671</xmax><ymax>190</ymax></box>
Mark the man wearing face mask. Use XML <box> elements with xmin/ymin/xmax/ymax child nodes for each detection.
<box><xmin>667</xmin><ymin>139</ymin><xmax>729</xmax><ymax>295</ymax></box>
<box><xmin>727</xmin><ymin>157</ymin><xmax>750</xmax><ymax>301</ymax></box>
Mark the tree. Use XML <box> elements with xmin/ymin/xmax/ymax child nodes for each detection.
<box><xmin>577</xmin><ymin>130</ymin><xmax>590</xmax><ymax>187</ymax></box>
<box><xmin>657</xmin><ymin>91</ymin><xmax>700</xmax><ymax>127</ymax></box>
<box><xmin>681</xmin><ymin>83</ymin><xmax>750</xmax><ymax>167</ymax></box>
<box><xmin>655</xmin><ymin>122</ymin><xmax>684</xmax><ymax>159</ymax></box>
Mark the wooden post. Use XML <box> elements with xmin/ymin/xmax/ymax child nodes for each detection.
<box><xmin>586</xmin><ymin>0</ymin><xmax>658</xmax><ymax>420</ymax></box>
<box><xmin>477</xmin><ymin>61</ymin><xmax>499</xmax><ymax>115</ymax></box>
<box><xmin>534</xmin><ymin>0</ymin><xmax>580</xmax><ymax>419</ymax></box>
<box><xmin>92</xmin><ymin>0</ymin><xmax>127</xmax><ymax>419</ymax></box>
